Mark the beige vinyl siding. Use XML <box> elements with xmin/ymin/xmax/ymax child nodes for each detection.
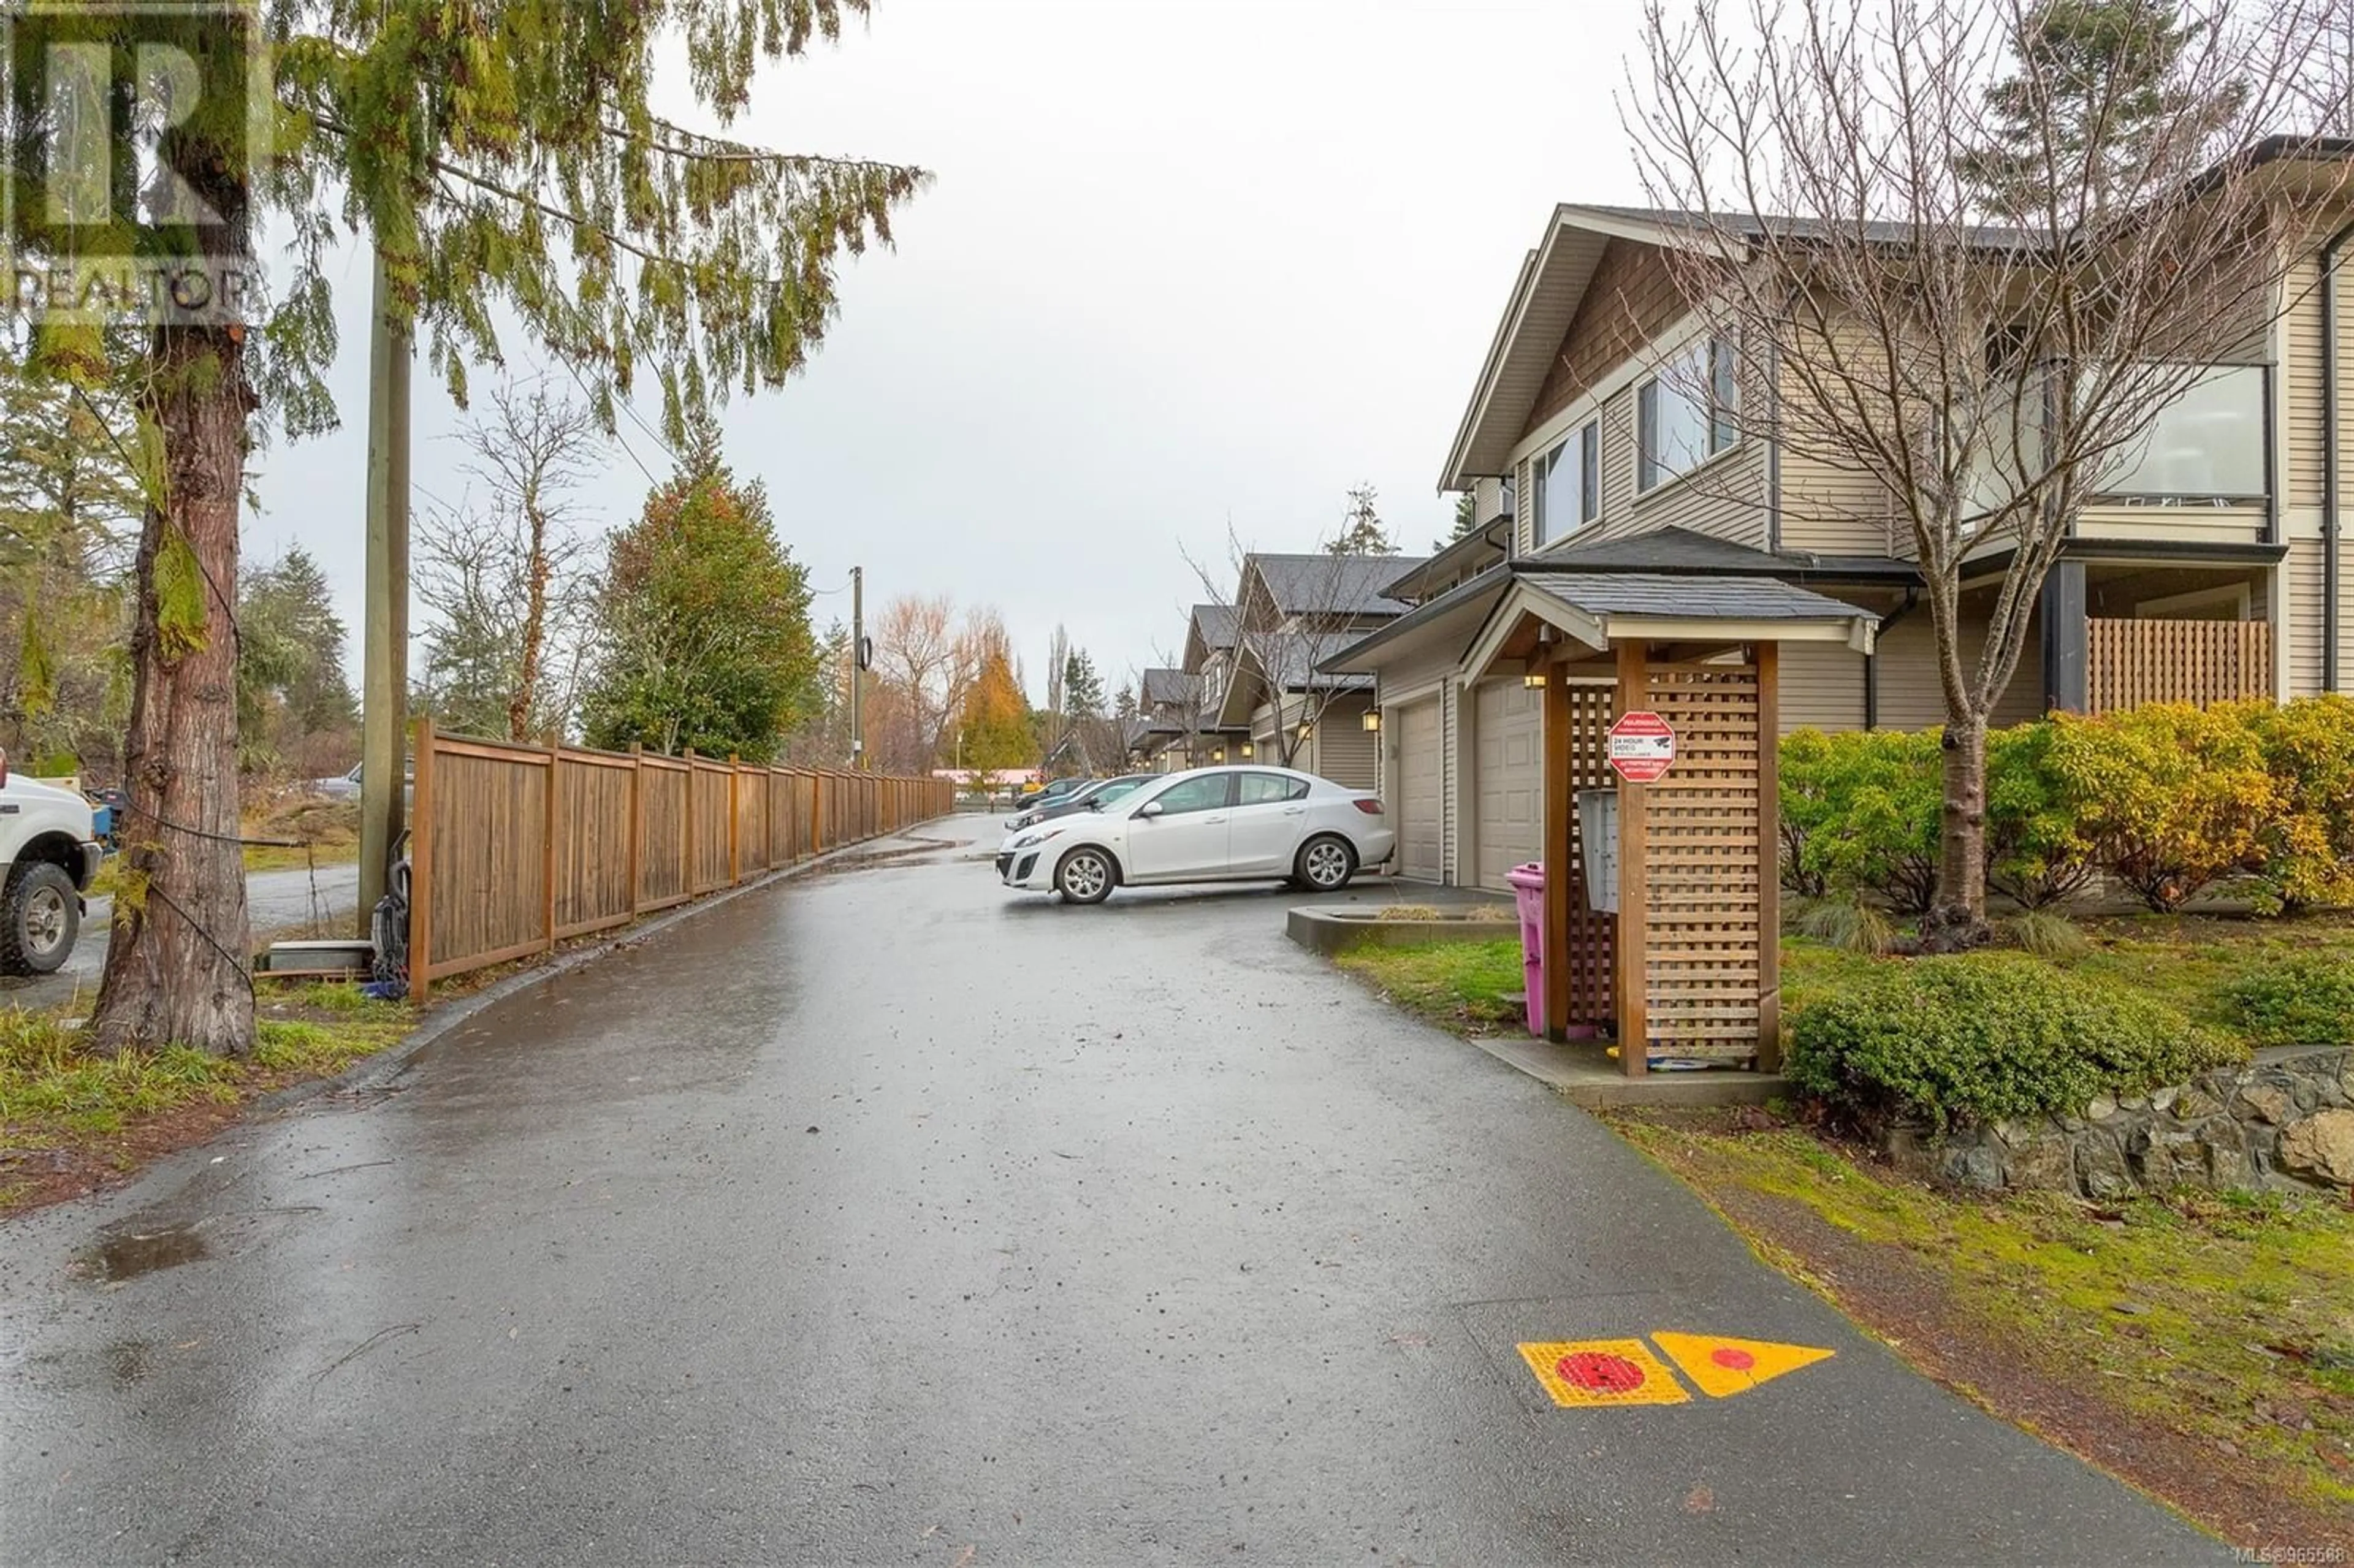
<box><xmin>2290</xmin><ymin>537</ymin><xmax>2325</xmax><ymax>697</ymax></box>
<box><xmin>1872</xmin><ymin>606</ymin><xmax>2044</xmax><ymax>731</ymax></box>
<box><xmin>1516</xmin><ymin>454</ymin><xmax>1535</xmax><ymax>555</ymax></box>
<box><xmin>1778</xmin><ymin>450</ymin><xmax>1905</xmax><ymax>558</ymax></box>
<box><xmin>1312</xmin><ymin>694</ymin><xmax>1378</xmax><ymax>789</ymax></box>
<box><xmin>1777</xmin><ymin>641</ymin><xmax>1867</xmax><ymax>733</ymax></box>
<box><xmin>1628</xmin><ymin>440</ymin><xmax>1766</xmax><ymax>545</ymax></box>
<box><xmin>1597</xmin><ymin>388</ymin><xmax>1638</xmax><ymax>527</ymax></box>
<box><xmin>1441</xmin><ymin>680</ymin><xmax>1463</xmax><ymax>885</ymax></box>
<box><xmin>2286</xmin><ymin>254</ymin><xmax>2326</xmax><ymax>513</ymax></box>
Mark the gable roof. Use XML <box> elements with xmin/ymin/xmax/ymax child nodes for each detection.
<box><xmin>1247</xmin><ymin>552</ymin><xmax>1428</xmax><ymax>618</ymax></box>
<box><xmin>1528</xmin><ymin>525</ymin><xmax>1915</xmax><ymax>584</ymax></box>
<box><xmin>1190</xmin><ymin>603</ymin><xmax>1239</xmax><ymax>650</ymax></box>
<box><xmin>1517</xmin><ymin>569</ymin><xmax>1878</xmax><ymax>625</ymax></box>
<box><xmin>1139</xmin><ymin>667</ymin><xmax>1192</xmax><ymax>706</ymax></box>
<box><xmin>1384</xmin><ymin>516</ymin><xmax>1512</xmax><ymax>604</ymax></box>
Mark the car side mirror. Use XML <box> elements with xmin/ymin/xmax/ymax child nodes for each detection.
<box><xmin>1135</xmin><ymin>800</ymin><xmax>1165</xmax><ymax>820</ymax></box>
<box><xmin>1086</xmin><ymin>797</ymin><xmax>1103</xmax><ymax>811</ymax></box>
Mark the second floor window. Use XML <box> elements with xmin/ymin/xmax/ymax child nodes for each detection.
<box><xmin>1639</xmin><ymin>337</ymin><xmax>1739</xmax><ymax>492</ymax></box>
<box><xmin>1533</xmin><ymin>419</ymin><xmax>1600</xmax><ymax>544</ymax></box>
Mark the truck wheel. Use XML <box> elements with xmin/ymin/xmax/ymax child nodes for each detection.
<box><xmin>0</xmin><ymin>861</ymin><xmax>79</xmax><ymax>976</ymax></box>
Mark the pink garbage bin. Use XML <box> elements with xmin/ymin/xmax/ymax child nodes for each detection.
<box><xmin>1504</xmin><ymin>862</ymin><xmax>1545</xmax><ymax>1037</ymax></box>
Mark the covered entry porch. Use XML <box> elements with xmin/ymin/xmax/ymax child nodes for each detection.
<box><xmin>1461</xmin><ymin>571</ymin><xmax>1879</xmax><ymax>1077</ymax></box>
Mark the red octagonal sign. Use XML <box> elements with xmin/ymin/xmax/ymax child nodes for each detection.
<box><xmin>1607</xmin><ymin>710</ymin><xmax>1676</xmax><ymax>783</ymax></box>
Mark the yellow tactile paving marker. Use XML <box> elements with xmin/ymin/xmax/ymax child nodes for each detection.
<box><xmin>1515</xmin><ymin>1338</ymin><xmax>1691</xmax><ymax>1408</ymax></box>
<box><xmin>1649</xmin><ymin>1332</ymin><xmax>1835</xmax><ymax>1399</ymax></box>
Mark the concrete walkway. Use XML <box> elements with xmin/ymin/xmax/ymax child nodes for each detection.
<box><xmin>0</xmin><ymin>816</ymin><xmax>2216</xmax><ymax>1565</ymax></box>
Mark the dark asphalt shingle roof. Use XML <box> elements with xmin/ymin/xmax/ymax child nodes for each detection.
<box><xmin>1140</xmin><ymin>668</ymin><xmax>1192</xmax><ymax>706</ymax></box>
<box><xmin>1250</xmin><ymin>552</ymin><xmax>1428</xmax><ymax>616</ymax></box>
<box><xmin>1519</xmin><ymin>570</ymin><xmax>1874</xmax><ymax>623</ymax></box>
<box><xmin>1527</xmin><ymin>526</ymin><xmax>1913</xmax><ymax>581</ymax></box>
<box><xmin>1190</xmin><ymin>604</ymin><xmax>1239</xmax><ymax>650</ymax></box>
<box><xmin>1565</xmin><ymin>202</ymin><xmax>2037</xmax><ymax>252</ymax></box>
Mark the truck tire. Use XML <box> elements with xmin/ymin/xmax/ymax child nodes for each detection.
<box><xmin>0</xmin><ymin>861</ymin><xmax>80</xmax><ymax>976</ymax></box>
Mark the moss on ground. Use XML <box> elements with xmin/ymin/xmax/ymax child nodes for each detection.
<box><xmin>1618</xmin><ymin>1117</ymin><xmax>2354</xmax><ymax>1522</ymax></box>
<box><xmin>0</xmin><ymin>993</ymin><xmax>409</xmax><ymax>1147</ymax></box>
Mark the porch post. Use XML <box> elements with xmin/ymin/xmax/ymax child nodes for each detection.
<box><xmin>2040</xmin><ymin>561</ymin><xmax>2088</xmax><ymax>714</ymax></box>
<box><xmin>1613</xmin><ymin>638</ymin><xmax>1648</xmax><ymax>1079</ymax></box>
<box><xmin>1542</xmin><ymin>661</ymin><xmax>1572</xmax><ymax>1043</ymax></box>
<box><xmin>1756</xmin><ymin>641</ymin><xmax>1782</xmax><ymax>1073</ymax></box>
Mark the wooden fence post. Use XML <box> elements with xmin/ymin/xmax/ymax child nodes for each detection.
<box><xmin>411</xmin><ymin>717</ymin><xmax>435</xmax><ymax>1003</ymax></box>
<box><xmin>627</xmin><ymin>744</ymin><xmax>644</xmax><ymax>915</ymax></box>
<box><xmin>1755</xmin><ymin>641</ymin><xmax>1782</xmax><ymax>1074</ymax></box>
<box><xmin>1614</xmin><ymin>639</ymin><xmax>1650</xmax><ymax>1080</ymax></box>
<box><xmin>728</xmin><ymin>755</ymin><xmax>742</xmax><ymax>886</ymax></box>
<box><xmin>543</xmin><ymin>740</ymin><xmax>560</xmax><ymax>957</ymax></box>
<box><xmin>684</xmin><ymin>747</ymin><xmax>698</xmax><ymax>894</ymax></box>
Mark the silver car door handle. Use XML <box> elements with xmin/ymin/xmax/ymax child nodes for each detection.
<box><xmin>1282</xmin><ymin>806</ymin><xmax>1305</xmax><ymax>815</ymax></box>
<box><xmin>1205</xmin><ymin>815</ymin><xmax>1227</xmax><ymax>824</ymax></box>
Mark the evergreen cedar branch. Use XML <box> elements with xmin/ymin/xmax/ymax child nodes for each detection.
<box><xmin>0</xmin><ymin>1</ymin><xmax>927</xmax><ymax>1054</ymax></box>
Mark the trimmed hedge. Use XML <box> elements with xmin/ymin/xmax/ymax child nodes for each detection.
<box><xmin>1782</xmin><ymin>696</ymin><xmax>2354</xmax><ymax>915</ymax></box>
<box><xmin>1786</xmin><ymin>953</ymin><xmax>2244</xmax><ymax>1130</ymax></box>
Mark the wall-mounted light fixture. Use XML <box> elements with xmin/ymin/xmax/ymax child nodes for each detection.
<box><xmin>1362</xmin><ymin>709</ymin><xmax>1382</xmax><ymax>733</ymax></box>
<box><xmin>1297</xmin><ymin>721</ymin><xmax>1313</xmax><ymax>740</ymax></box>
<box><xmin>1239</xmin><ymin>741</ymin><xmax>1255</xmax><ymax>759</ymax></box>
<box><xmin>1211</xmin><ymin>746</ymin><xmax>1227</xmax><ymax>763</ymax></box>
<box><xmin>1523</xmin><ymin>671</ymin><xmax>1547</xmax><ymax>690</ymax></box>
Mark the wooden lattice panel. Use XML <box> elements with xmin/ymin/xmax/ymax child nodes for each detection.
<box><xmin>1639</xmin><ymin>661</ymin><xmax>1762</xmax><ymax>1060</ymax></box>
<box><xmin>1560</xmin><ymin>681</ymin><xmax>1617</xmax><ymax>1029</ymax></box>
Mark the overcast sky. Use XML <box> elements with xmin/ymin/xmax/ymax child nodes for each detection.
<box><xmin>249</xmin><ymin>0</ymin><xmax>1653</xmax><ymax>707</ymax></box>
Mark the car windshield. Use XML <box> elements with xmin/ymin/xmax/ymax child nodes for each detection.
<box><xmin>1089</xmin><ymin>780</ymin><xmax>1147</xmax><ymax>806</ymax></box>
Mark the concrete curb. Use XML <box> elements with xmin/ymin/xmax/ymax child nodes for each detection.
<box><xmin>1284</xmin><ymin>904</ymin><xmax>1518</xmax><ymax>954</ymax></box>
<box><xmin>249</xmin><ymin>821</ymin><xmax>959</xmax><ymax>1116</ymax></box>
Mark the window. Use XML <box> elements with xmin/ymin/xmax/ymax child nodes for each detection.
<box><xmin>1531</xmin><ymin>418</ymin><xmax>1600</xmax><ymax>544</ymax></box>
<box><xmin>1639</xmin><ymin>337</ymin><xmax>1739</xmax><ymax>491</ymax></box>
<box><xmin>1238</xmin><ymin>772</ymin><xmax>1309</xmax><ymax>806</ymax></box>
<box><xmin>1148</xmin><ymin>774</ymin><xmax>1232</xmax><ymax>816</ymax></box>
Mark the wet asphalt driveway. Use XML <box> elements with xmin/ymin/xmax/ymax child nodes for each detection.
<box><xmin>0</xmin><ymin>816</ymin><xmax>2217</xmax><ymax>1566</ymax></box>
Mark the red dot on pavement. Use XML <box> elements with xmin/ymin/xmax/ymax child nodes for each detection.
<box><xmin>1711</xmin><ymin>1346</ymin><xmax>1756</xmax><ymax>1371</ymax></box>
<box><xmin>1557</xmin><ymin>1352</ymin><xmax>1647</xmax><ymax>1393</ymax></box>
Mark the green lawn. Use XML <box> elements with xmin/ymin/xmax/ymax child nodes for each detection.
<box><xmin>1332</xmin><ymin>937</ymin><xmax>1526</xmax><ymax>1034</ymax></box>
<box><xmin>1621</xmin><ymin>1116</ymin><xmax>2354</xmax><ymax>1540</ymax></box>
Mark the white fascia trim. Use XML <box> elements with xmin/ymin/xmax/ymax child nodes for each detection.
<box><xmin>1597</xmin><ymin>614</ymin><xmax>1879</xmax><ymax>655</ymax></box>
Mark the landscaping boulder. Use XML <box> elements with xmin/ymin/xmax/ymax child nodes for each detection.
<box><xmin>2277</xmin><ymin>1109</ymin><xmax>2354</xmax><ymax>1189</ymax></box>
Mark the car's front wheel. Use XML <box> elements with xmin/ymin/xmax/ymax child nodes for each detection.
<box><xmin>0</xmin><ymin>861</ymin><xmax>80</xmax><ymax>976</ymax></box>
<box><xmin>1295</xmin><ymin>834</ymin><xmax>1357</xmax><ymax>893</ymax></box>
<box><xmin>1055</xmin><ymin>846</ymin><xmax>1117</xmax><ymax>905</ymax></box>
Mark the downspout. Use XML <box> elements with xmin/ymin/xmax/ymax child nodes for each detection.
<box><xmin>1865</xmin><ymin>587</ymin><xmax>1921</xmax><ymax>731</ymax></box>
<box><xmin>1766</xmin><ymin>337</ymin><xmax>1784</xmax><ymax>553</ymax></box>
<box><xmin>2324</xmin><ymin>219</ymin><xmax>2354</xmax><ymax>691</ymax></box>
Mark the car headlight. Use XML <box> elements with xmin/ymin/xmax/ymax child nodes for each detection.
<box><xmin>1011</xmin><ymin>826</ymin><xmax>1065</xmax><ymax>850</ymax></box>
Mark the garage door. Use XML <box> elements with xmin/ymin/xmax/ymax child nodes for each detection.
<box><xmin>1474</xmin><ymin>679</ymin><xmax>1542</xmax><ymax>891</ymax></box>
<box><xmin>1396</xmin><ymin>699</ymin><xmax>1441</xmax><ymax>883</ymax></box>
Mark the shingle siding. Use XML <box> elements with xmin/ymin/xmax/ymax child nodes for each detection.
<box><xmin>1524</xmin><ymin>239</ymin><xmax>1686</xmax><ymax>438</ymax></box>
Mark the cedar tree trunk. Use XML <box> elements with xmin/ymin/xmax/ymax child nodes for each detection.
<box><xmin>86</xmin><ymin>322</ymin><xmax>256</xmax><ymax>1056</ymax></box>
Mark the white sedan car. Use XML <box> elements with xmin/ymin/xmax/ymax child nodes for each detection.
<box><xmin>997</xmin><ymin>766</ymin><xmax>1395</xmax><ymax>904</ymax></box>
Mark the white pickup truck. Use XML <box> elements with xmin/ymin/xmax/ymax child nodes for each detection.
<box><xmin>0</xmin><ymin>753</ymin><xmax>105</xmax><ymax>976</ymax></box>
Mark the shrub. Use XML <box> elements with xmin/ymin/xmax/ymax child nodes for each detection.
<box><xmin>1786</xmin><ymin>952</ymin><xmax>2242</xmax><ymax>1131</ymax></box>
<box><xmin>2222</xmin><ymin>955</ymin><xmax>2354</xmax><ymax>1049</ymax></box>
<box><xmin>2246</xmin><ymin>697</ymin><xmax>2354</xmax><ymax>913</ymax></box>
<box><xmin>1983</xmin><ymin>721</ymin><xmax>2095</xmax><ymax>908</ymax></box>
<box><xmin>2044</xmin><ymin>704</ymin><xmax>2277</xmax><ymax>912</ymax></box>
<box><xmin>1778</xmin><ymin>727</ymin><xmax>1940</xmax><ymax>912</ymax></box>
<box><xmin>1997</xmin><ymin>908</ymin><xmax>2090</xmax><ymax>959</ymax></box>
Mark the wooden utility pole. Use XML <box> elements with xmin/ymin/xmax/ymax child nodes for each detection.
<box><xmin>359</xmin><ymin>253</ymin><xmax>411</xmax><ymax>932</ymax></box>
<box><xmin>849</xmin><ymin>564</ymin><xmax>866</xmax><ymax>770</ymax></box>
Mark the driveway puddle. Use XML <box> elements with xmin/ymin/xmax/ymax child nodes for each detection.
<box><xmin>91</xmin><ymin>1222</ymin><xmax>210</xmax><ymax>1282</ymax></box>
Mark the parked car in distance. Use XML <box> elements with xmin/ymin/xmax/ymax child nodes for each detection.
<box><xmin>1006</xmin><ymin>776</ymin><xmax>1086</xmax><ymax>821</ymax></box>
<box><xmin>997</xmin><ymin>766</ymin><xmax>1393</xmax><ymax>904</ymax></box>
<box><xmin>310</xmin><ymin>761</ymin><xmax>414</xmax><ymax>805</ymax></box>
<box><xmin>0</xmin><ymin>750</ymin><xmax>105</xmax><ymax>976</ymax></box>
<box><xmin>1000</xmin><ymin>774</ymin><xmax>1154</xmax><ymax>837</ymax></box>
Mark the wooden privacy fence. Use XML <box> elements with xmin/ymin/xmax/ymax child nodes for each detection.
<box><xmin>2087</xmin><ymin>617</ymin><xmax>2272</xmax><ymax>714</ymax></box>
<box><xmin>408</xmin><ymin>720</ymin><xmax>952</xmax><ymax>999</ymax></box>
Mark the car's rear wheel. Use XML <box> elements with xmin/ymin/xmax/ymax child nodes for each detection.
<box><xmin>0</xmin><ymin>861</ymin><xmax>79</xmax><ymax>976</ymax></box>
<box><xmin>1056</xmin><ymin>846</ymin><xmax>1116</xmax><ymax>905</ymax></box>
<box><xmin>1296</xmin><ymin>834</ymin><xmax>1357</xmax><ymax>892</ymax></box>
